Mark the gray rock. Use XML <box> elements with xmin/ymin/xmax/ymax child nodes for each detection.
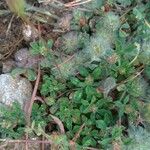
<box><xmin>0</xmin><ymin>74</ymin><xmax>32</xmax><ymax>109</ymax></box>
<box><xmin>14</xmin><ymin>48</ymin><xmax>42</xmax><ymax>69</ymax></box>
<box><xmin>2</xmin><ymin>59</ymin><xmax>15</xmax><ymax>73</ymax></box>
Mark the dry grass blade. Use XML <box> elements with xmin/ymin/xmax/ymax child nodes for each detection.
<box><xmin>65</xmin><ymin>0</ymin><xmax>92</xmax><ymax>7</ymax></box>
<box><xmin>26</xmin><ymin>4</ymin><xmax>59</xmax><ymax>19</ymax></box>
<box><xmin>5</xmin><ymin>0</ymin><xmax>26</xmax><ymax>18</ymax></box>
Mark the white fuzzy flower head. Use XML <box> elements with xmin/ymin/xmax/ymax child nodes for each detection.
<box><xmin>86</xmin><ymin>35</ymin><xmax>112</xmax><ymax>62</ymax></box>
<box><xmin>103</xmin><ymin>12</ymin><xmax>120</xmax><ymax>31</ymax></box>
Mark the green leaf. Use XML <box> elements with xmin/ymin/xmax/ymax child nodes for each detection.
<box><xmin>40</xmin><ymin>58</ymin><xmax>52</xmax><ymax>68</ymax></box>
<box><xmin>85</xmin><ymin>86</ymin><xmax>97</xmax><ymax>97</ymax></box>
<box><xmin>26</xmin><ymin>69</ymin><xmax>36</xmax><ymax>81</ymax></box>
<box><xmin>78</xmin><ymin>66</ymin><xmax>89</xmax><ymax>77</ymax></box>
<box><xmin>82</xmin><ymin>136</ymin><xmax>96</xmax><ymax>147</ymax></box>
<box><xmin>81</xmin><ymin>100</ymin><xmax>89</xmax><ymax>106</ymax></box>
<box><xmin>11</xmin><ymin>68</ymin><xmax>26</xmax><ymax>77</ymax></box>
<box><xmin>96</xmin><ymin>120</ymin><xmax>107</xmax><ymax>130</ymax></box>
<box><xmin>144</xmin><ymin>65</ymin><xmax>150</xmax><ymax>79</ymax></box>
<box><xmin>47</xmin><ymin>39</ymin><xmax>53</xmax><ymax>49</ymax></box>
<box><xmin>133</xmin><ymin>7</ymin><xmax>144</xmax><ymax>20</ymax></box>
<box><xmin>45</xmin><ymin>97</ymin><xmax>55</xmax><ymax>106</ymax></box>
<box><xmin>111</xmin><ymin>126</ymin><xmax>123</xmax><ymax>139</ymax></box>
<box><xmin>100</xmin><ymin>138</ymin><xmax>111</xmax><ymax>146</ymax></box>
<box><xmin>30</xmin><ymin>41</ymin><xmax>40</xmax><ymax>55</ymax></box>
<box><xmin>70</xmin><ymin>77</ymin><xmax>84</xmax><ymax>87</ymax></box>
<box><xmin>73</xmin><ymin>90</ymin><xmax>83</xmax><ymax>103</ymax></box>
<box><xmin>123</xmin><ymin>95</ymin><xmax>130</xmax><ymax>104</ymax></box>
<box><xmin>92</xmin><ymin>67</ymin><xmax>102</xmax><ymax>79</ymax></box>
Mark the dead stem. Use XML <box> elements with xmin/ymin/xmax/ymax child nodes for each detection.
<box><xmin>85</xmin><ymin>147</ymin><xmax>99</xmax><ymax>150</ymax></box>
<box><xmin>6</xmin><ymin>14</ymin><xmax>15</xmax><ymax>36</ymax></box>
<box><xmin>65</xmin><ymin>0</ymin><xmax>92</xmax><ymax>7</ymax></box>
<box><xmin>50</xmin><ymin>115</ymin><xmax>65</xmax><ymax>134</ymax></box>
<box><xmin>26</xmin><ymin>65</ymin><xmax>41</xmax><ymax>126</ymax></box>
<box><xmin>72</xmin><ymin>123</ymin><xmax>85</xmax><ymax>142</ymax></box>
<box><xmin>41</xmin><ymin>136</ymin><xmax>45</xmax><ymax>150</ymax></box>
<box><xmin>0</xmin><ymin>139</ymin><xmax>53</xmax><ymax>144</ymax></box>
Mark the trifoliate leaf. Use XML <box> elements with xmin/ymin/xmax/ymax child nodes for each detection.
<box><xmin>96</xmin><ymin>120</ymin><xmax>107</xmax><ymax>129</ymax></box>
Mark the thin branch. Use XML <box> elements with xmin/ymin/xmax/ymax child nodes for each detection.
<box><xmin>41</xmin><ymin>136</ymin><xmax>45</xmax><ymax>150</ymax></box>
<box><xmin>116</xmin><ymin>67</ymin><xmax>144</xmax><ymax>88</ymax></box>
<box><xmin>34</xmin><ymin>96</ymin><xmax>45</xmax><ymax>103</ymax></box>
<box><xmin>26</xmin><ymin>66</ymin><xmax>41</xmax><ymax>126</ymax></box>
<box><xmin>6</xmin><ymin>14</ymin><xmax>15</xmax><ymax>36</ymax></box>
<box><xmin>50</xmin><ymin>115</ymin><xmax>65</xmax><ymax>134</ymax></box>
<box><xmin>0</xmin><ymin>141</ymin><xmax>8</xmax><ymax>149</ymax></box>
<box><xmin>72</xmin><ymin>123</ymin><xmax>85</xmax><ymax>142</ymax></box>
<box><xmin>65</xmin><ymin>0</ymin><xmax>92</xmax><ymax>7</ymax></box>
<box><xmin>26</xmin><ymin>4</ymin><xmax>59</xmax><ymax>19</ymax></box>
<box><xmin>0</xmin><ymin>139</ymin><xmax>52</xmax><ymax>144</ymax></box>
<box><xmin>85</xmin><ymin>147</ymin><xmax>99</xmax><ymax>150</ymax></box>
<box><xmin>25</xmin><ymin>133</ymin><xmax>29</xmax><ymax>150</ymax></box>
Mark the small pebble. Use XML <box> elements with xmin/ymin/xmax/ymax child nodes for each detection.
<box><xmin>14</xmin><ymin>48</ymin><xmax>42</xmax><ymax>68</ymax></box>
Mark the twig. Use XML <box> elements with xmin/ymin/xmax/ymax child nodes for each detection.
<box><xmin>34</xmin><ymin>96</ymin><xmax>45</xmax><ymax>103</ymax></box>
<box><xmin>25</xmin><ymin>65</ymin><xmax>41</xmax><ymax>150</ymax></box>
<box><xmin>85</xmin><ymin>147</ymin><xmax>99</xmax><ymax>150</ymax></box>
<box><xmin>6</xmin><ymin>14</ymin><xmax>14</xmax><ymax>36</ymax></box>
<box><xmin>123</xmin><ymin>69</ymin><xmax>144</xmax><ymax>84</ymax></box>
<box><xmin>69</xmin><ymin>123</ymin><xmax>85</xmax><ymax>150</ymax></box>
<box><xmin>50</xmin><ymin>115</ymin><xmax>65</xmax><ymax>134</ymax></box>
<box><xmin>26</xmin><ymin>4</ymin><xmax>59</xmax><ymax>19</ymax></box>
<box><xmin>129</xmin><ymin>43</ymin><xmax>140</xmax><ymax>65</ymax></box>
<box><xmin>41</xmin><ymin>136</ymin><xmax>45</xmax><ymax>150</ymax></box>
<box><xmin>72</xmin><ymin>123</ymin><xmax>85</xmax><ymax>142</ymax></box>
<box><xmin>65</xmin><ymin>0</ymin><xmax>92</xmax><ymax>7</ymax></box>
<box><xmin>25</xmin><ymin>133</ymin><xmax>29</xmax><ymax>150</ymax></box>
<box><xmin>112</xmin><ymin>141</ymin><xmax>121</xmax><ymax>150</ymax></box>
<box><xmin>120</xmin><ymin>7</ymin><xmax>134</xmax><ymax>20</ymax></box>
<box><xmin>0</xmin><ymin>141</ymin><xmax>8</xmax><ymax>149</ymax></box>
<box><xmin>41</xmin><ymin>0</ymin><xmax>64</xmax><ymax>7</ymax></box>
<box><xmin>116</xmin><ymin>67</ymin><xmax>144</xmax><ymax>88</ymax></box>
<box><xmin>26</xmin><ymin>65</ymin><xmax>41</xmax><ymax>125</ymax></box>
<box><xmin>0</xmin><ymin>139</ymin><xmax>53</xmax><ymax>144</ymax></box>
